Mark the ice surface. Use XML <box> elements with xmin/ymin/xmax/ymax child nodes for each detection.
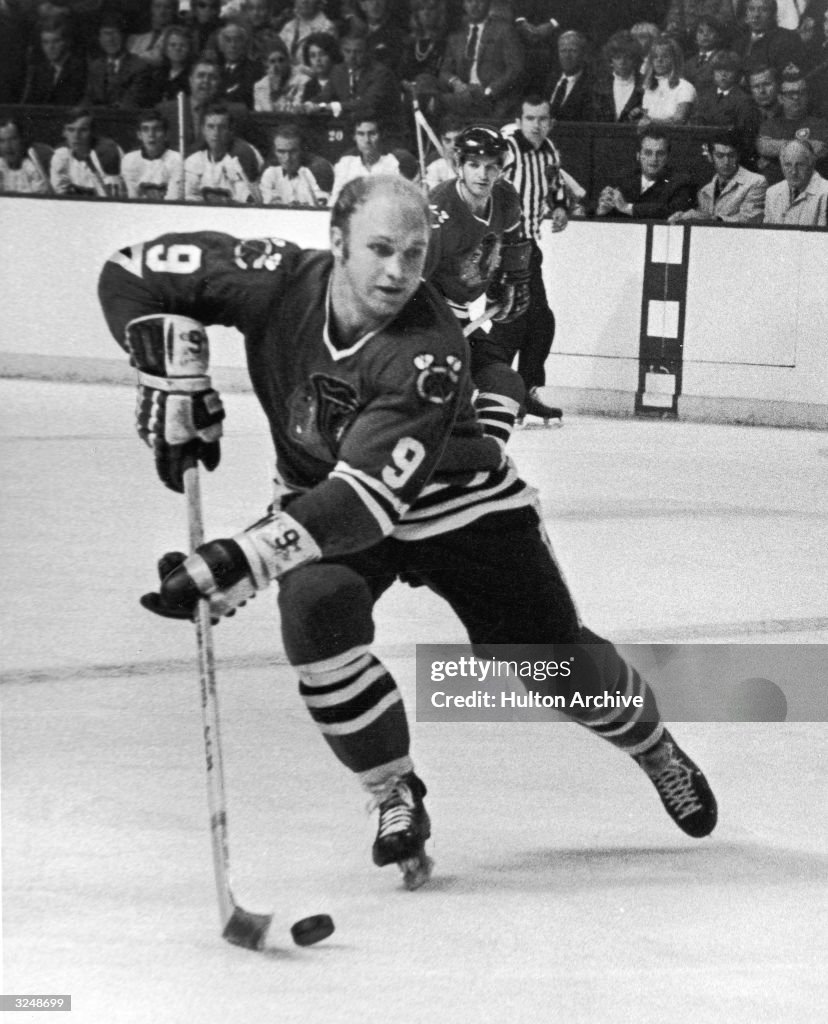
<box><xmin>2</xmin><ymin>380</ymin><xmax>826</xmax><ymax>1023</ymax></box>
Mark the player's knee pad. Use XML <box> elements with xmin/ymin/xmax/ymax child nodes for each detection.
<box><xmin>278</xmin><ymin>562</ymin><xmax>376</xmax><ymax>665</ymax></box>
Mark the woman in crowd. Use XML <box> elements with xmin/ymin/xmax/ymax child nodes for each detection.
<box><xmin>640</xmin><ymin>33</ymin><xmax>697</xmax><ymax>124</ymax></box>
<box><xmin>146</xmin><ymin>25</ymin><xmax>194</xmax><ymax>104</ymax></box>
<box><xmin>630</xmin><ymin>21</ymin><xmax>662</xmax><ymax>74</ymax></box>
<box><xmin>253</xmin><ymin>36</ymin><xmax>309</xmax><ymax>110</ymax></box>
<box><xmin>296</xmin><ymin>31</ymin><xmax>341</xmax><ymax>110</ymax></box>
<box><xmin>592</xmin><ymin>30</ymin><xmax>645</xmax><ymax>123</ymax></box>
<box><xmin>398</xmin><ymin>0</ymin><xmax>448</xmax><ymax>112</ymax></box>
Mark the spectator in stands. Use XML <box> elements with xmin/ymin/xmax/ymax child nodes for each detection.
<box><xmin>424</xmin><ymin>113</ymin><xmax>464</xmax><ymax>187</ymax></box>
<box><xmin>640</xmin><ymin>33</ymin><xmax>698</xmax><ymax>123</ymax></box>
<box><xmin>694</xmin><ymin>50</ymin><xmax>757</xmax><ymax>155</ymax></box>
<box><xmin>683</xmin><ymin>15</ymin><xmax>729</xmax><ymax>91</ymax></box>
<box><xmin>260</xmin><ymin>121</ymin><xmax>330</xmax><ymax>204</ymax></box>
<box><xmin>50</xmin><ymin>106</ymin><xmax>125</xmax><ymax>198</ymax></box>
<box><xmin>664</xmin><ymin>1</ymin><xmax>737</xmax><ymax>53</ymax></box>
<box><xmin>630</xmin><ymin>22</ymin><xmax>662</xmax><ymax>74</ymax></box>
<box><xmin>127</xmin><ymin>0</ymin><xmax>178</xmax><ymax>67</ymax></box>
<box><xmin>296</xmin><ymin>31</ymin><xmax>341</xmax><ymax>109</ymax></box>
<box><xmin>749</xmin><ymin>63</ymin><xmax>783</xmax><ymax>122</ymax></box>
<box><xmin>329</xmin><ymin>29</ymin><xmax>407</xmax><ymax>144</ymax></box>
<box><xmin>254</xmin><ymin>37</ymin><xmax>309</xmax><ymax>110</ymax></box>
<box><xmin>280</xmin><ymin>0</ymin><xmax>337</xmax><ymax>66</ymax></box>
<box><xmin>22</xmin><ymin>17</ymin><xmax>88</xmax><ymax>106</ymax></box>
<box><xmin>183</xmin><ymin>102</ymin><xmax>264</xmax><ymax>202</ymax></box>
<box><xmin>215</xmin><ymin>22</ymin><xmax>264</xmax><ymax>108</ymax></box>
<box><xmin>0</xmin><ymin>118</ymin><xmax>51</xmax><ymax>195</ymax></box>
<box><xmin>354</xmin><ymin>0</ymin><xmax>407</xmax><ymax>69</ymax></box>
<box><xmin>756</xmin><ymin>69</ymin><xmax>828</xmax><ymax>179</ymax></box>
<box><xmin>145</xmin><ymin>25</ymin><xmax>194</xmax><ymax>104</ymax></box>
<box><xmin>808</xmin><ymin>7</ymin><xmax>828</xmax><ymax>116</ymax></box>
<box><xmin>0</xmin><ymin>0</ymin><xmax>29</xmax><ymax>103</ymax></box>
<box><xmin>512</xmin><ymin>1</ymin><xmax>562</xmax><ymax>96</ymax></box>
<box><xmin>592</xmin><ymin>30</ymin><xmax>645</xmax><ymax>122</ymax></box>
<box><xmin>329</xmin><ymin>113</ymin><xmax>418</xmax><ymax>204</ymax></box>
<box><xmin>160</xmin><ymin>57</ymin><xmax>250</xmax><ymax>151</ymax></box>
<box><xmin>439</xmin><ymin>0</ymin><xmax>525</xmax><ymax>120</ymax></box>
<box><xmin>399</xmin><ymin>0</ymin><xmax>449</xmax><ymax>110</ymax></box>
<box><xmin>545</xmin><ymin>30</ymin><xmax>595</xmax><ymax>121</ymax></box>
<box><xmin>763</xmin><ymin>136</ymin><xmax>828</xmax><ymax>220</ymax></box>
<box><xmin>593</xmin><ymin>123</ymin><xmax>696</xmax><ymax>217</ymax></box>
<box><xmin>189</xmin><ymin>0</ymin><xmax>223</xmax><ymax>58</ymax></box>
<box><xmin>733</xmin><ymin>0</ymin><xmax>807</xmax><ymax>76</ymax></box>
<box><xmin>121</xmin><ymin>108</ymin><xmax>184</xmax><ymax>200</ymax></box>
<box><xmin>84</xmin><ymin>13</ymin><xmax>152</xmax><ymax>108</ymax></box>
<box><xmin>242</xmin><ymin>0</ymin><xmax>282</xmax><ymax>62</ymax></box>
<box><xmin>668</xmin><ymin>130</ymin><xmax>768</xmax><ymax>221</ymax></box>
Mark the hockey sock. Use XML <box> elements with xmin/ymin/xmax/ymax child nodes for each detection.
<box><xmin>297</xmin><ymin>645</ymin><xmax>411</xmax><ymax>772</ymax></box>
<box><xmin>474</xmin><ymin>391</ymin><xmax>521</xmax><ymax>450</ymax></box>
<box><xmin>562</xmin><ymin>634</ymin><xmax>665</xmax><ymax>757</ymax></box>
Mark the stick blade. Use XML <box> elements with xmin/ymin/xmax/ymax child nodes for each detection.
<box><xmin>222</xmin><ymin>907</ymin><xmax>274</xmax><ymax>951</ymax></box>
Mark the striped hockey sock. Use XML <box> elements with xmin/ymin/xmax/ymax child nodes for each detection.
<box><xmin>474</xmin><ymin>391</ymin><xmax>521</xmax><ymax>450</ymax></box>
<box><xmin>297</xmin><ymin>646</ymin><xmax>411</xmax><ymax>773</ymax></box>
<box><xmin>566</xmin><ymin>647</ymin><xmax>664</xmax><ymax>757</ymax></box>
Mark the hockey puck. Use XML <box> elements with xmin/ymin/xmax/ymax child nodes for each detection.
<box><xmin>290</xmin><ymin>914</ymin><xmax>335</xmax><ymax>947</ymax></box>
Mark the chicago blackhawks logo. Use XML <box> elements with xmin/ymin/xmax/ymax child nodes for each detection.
<box><xmin>233</xmin><ymin>237</ymin><xmax>286</xmax><ymax>271</ymax></box>
<box><xmin>414</xmin><ymin>353</ymin><xmax>462</xmax><ymax>405</ymax></box>
<box><xmin>288</xmin><ymin>373</ymin><xmax>360</xmax><ymax>459</ymax></box>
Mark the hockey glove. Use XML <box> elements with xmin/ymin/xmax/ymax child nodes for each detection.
<box><xmin>140</xmin><ymin>510</ymin><xmax>322</xmax><ymax>621</ymax></box>
<box><xmin>126</xmin><ymin>314</ymin><xmax>226</xmax><ymax>494</ymax></box>
<box><xmin>485</xmin><ymin>240</ymin><xmax>532</xmax><ymax>324</ymax></box>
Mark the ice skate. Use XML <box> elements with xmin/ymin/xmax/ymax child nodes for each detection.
<box><xmin>635</xmin><ymin>730</ymin><xmax>717</xmax><ymax>838</ymax></box>
<box><xmin>520</xmin><ymin>387</ymin><xmax>563</xmax><ymax>427</ymax></box>
<box><xmin>370</xmin><ymin>773</ymin><xmax>433</xmax><ymax>890</ymax></box>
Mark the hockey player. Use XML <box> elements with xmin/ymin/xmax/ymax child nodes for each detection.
<box><xmin>427</xmin><ymin>125</ymin><xmax>532</xmax><ymax>449</ymax></box>
<box><xmin>98</xmin><ymin>175</ymin><xmax>717</xmax><ymax>889</ymax></box>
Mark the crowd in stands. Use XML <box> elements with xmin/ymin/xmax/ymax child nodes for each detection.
<box><xmin>1</xmin><ymin>0</ymin><xmax>826</xmax><ymax>224</ymax></box>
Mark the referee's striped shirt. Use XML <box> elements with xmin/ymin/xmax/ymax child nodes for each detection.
<box><xmin>500</xmin><ymin>126</ymin><xmax>567</xmax><ymax>242</ymax></box>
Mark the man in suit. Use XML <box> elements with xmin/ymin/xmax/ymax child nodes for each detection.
<box><xmin>545</xmin><ymin>30</ymin><xmax>594</xmax><ymax>122</ymax></box>
<box><xmin>734</xmin><ymin>0</ymin><xmax>807</xmax><ymax>76</ymax></box>
<box><xmin>22</xmin><ymin>20</ymin><xmax>88</xmax><ymax>106</ymax></box>
<box><xmin>669</xmin><ymin>132</ymin><xmax>768</xmax><ymax>222</ymax></box>
<box><xmin>329</xmin><ymin>30</ymin><xmax>407</xmax><ymax>147</ymax></box>
<box><xmin>593</xmin><ymin>124</ymin><xmax>697</xmax><ymax>218</ymax></box>
<box><xmin>764</xmin><ymin>137</ymin><xmax>828</xmax><ymax>222</ymax></box>
<box><xmin>439</xmin><ymin>0</ymin><xmax>525</xmax><ymax>119</ymax></box>
<box><xmin>216</xmin><ymin>22</ymin><xmax>263</xmax><ymax>110</ymax></box>
<box><xmin>85</xmin><ymin>14</ymin><xmax>152</xmax><ymax>109</ymax></box>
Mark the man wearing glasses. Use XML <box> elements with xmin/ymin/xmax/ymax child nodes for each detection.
<box><xmin>756</xmin><ymin>70</ymin><xmax>828</xmax><ymax>184</ymax></box>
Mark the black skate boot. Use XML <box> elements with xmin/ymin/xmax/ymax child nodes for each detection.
<box><xmin>370</xmin><ymin>773</ymin><xmax>433</xmax><ymax>890</ymax></box>
<box><xmin>520</xmin><ymin>387</ymin><xmax>562</xmax><ymax>426</ymax></box>
<box><xmin>635</xmin><ymin>730</ymin><xmax>718</xmax><ymax>838</ymax></box>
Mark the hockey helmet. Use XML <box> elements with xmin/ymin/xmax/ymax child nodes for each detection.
<box><xmin>455</xmin><ymin>125</ymin><xmax>508</xmax><ymax>163</ymax></box>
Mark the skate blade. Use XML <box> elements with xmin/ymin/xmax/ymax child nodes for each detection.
<box><xmin>398</xmin><ymin>850</ymin><xmax>434</xmax><ymax>891</ymax></box>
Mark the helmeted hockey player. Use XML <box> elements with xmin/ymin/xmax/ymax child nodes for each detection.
<box><xmin>98</xmin><ymin>175</ymin><xmax>717</xmax><ymax>889</ymax></box>
<box><xmin>427</xmin><ymin>125</ymin><xmax>534</xmax><ymax>448</ymax></box>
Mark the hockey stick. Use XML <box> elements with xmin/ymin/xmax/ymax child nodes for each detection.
<box><xmin>463</xmin><ymin>305</ymin><xmax>502</xmax><ymax>336</ymax></box>
<box><xmin>183</xmin><ymin>460</ymin><xmax>273</xmax><ymax>950</ymax></box>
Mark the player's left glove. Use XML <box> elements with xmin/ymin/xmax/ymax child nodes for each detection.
<box><xmin>140</xmin><ymin>510</ymin><xmax>322</xmax><ymax>621</ymax></box>
<box><xmin>126</xmin><ymin>314</ymin><xmax>226</xmax><ymax>494</ymax></box>
<box><xmin>486</xmin><ymin>239</ymin><xmax>532</xmax><ymax>323</ymax></box>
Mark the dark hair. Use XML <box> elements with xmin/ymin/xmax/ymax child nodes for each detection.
<box><xmin>200</xmin><ymin>101</ymin><xmax>233</xmax><ymax>126</ymax></box>
<box><xmin>62</xmin><ymin>104</ymin><xmax>94</xmax><ymax>127</ymax></box>
<box><xmin>137</xmin><ymin>107</ymin><xmax>169</xmax><ymax>130</ymax></box>
<box><xmin>748</xmin><ymin>63</ymin><xmax>777</xmax><ymax>82</ymax></box>
<box><xmin>637</xmin><ymin>122</ymin><xmax>671</xmax><ymax>150</ymax></box>
<box><xmin>520</xmin><ymin>92</ymin><xmax>551</xmax><ymax>112</ymax></box>
<box><xmin>603</xmin><ymin>30</ymin><xmax>641</xmax><ymax>63</ymax></box>
<box><xmin>438</xmin><ymin>113</ymin><xmax>466</xmax><ymax>135</ymax></box>
<box><xmin>272</xmin><ymin>121</ymin><xmax>303</xmax><ymax>145</ymax></box>
<box><xmin>302</xmin><ymin>31</ymin><xmax>341</xmax><ymax>66</ymax></box>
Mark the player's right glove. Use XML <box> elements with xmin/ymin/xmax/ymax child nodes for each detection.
<box><xmin>140</xmin><ymin>510</ymin><xmax>322</xmax><ymax>621</ymax></box>
<box><xmin>485</xmin><ymin>239</ymin><xmax>532</xmax><ymax>323</ymax></box>
<box><xmin>125</xmin><ymin>314</ymin><xmax>226</xmax><ymax>494</ymax></box>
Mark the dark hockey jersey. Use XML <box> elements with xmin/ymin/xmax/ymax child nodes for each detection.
<box><xmin>98</xmin><ymin>231</ymin><xmax>532</xmax><ymax>558</ymax></box>
<box><xmin>427</xmin><ymin>177</ymin><xmax>524</xmax><ymax>317</ymax></box>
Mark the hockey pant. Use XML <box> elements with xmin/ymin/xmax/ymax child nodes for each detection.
<box><xmin>278</xmin><ymin>505</ymin><xmax>664</xmax><ymax>782</ymax></box>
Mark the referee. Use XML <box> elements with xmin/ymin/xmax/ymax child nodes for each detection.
<box><xmin>490</xmin><ymin>93</ymin><xmax>572</xmax><ymax>422</ymax></box>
